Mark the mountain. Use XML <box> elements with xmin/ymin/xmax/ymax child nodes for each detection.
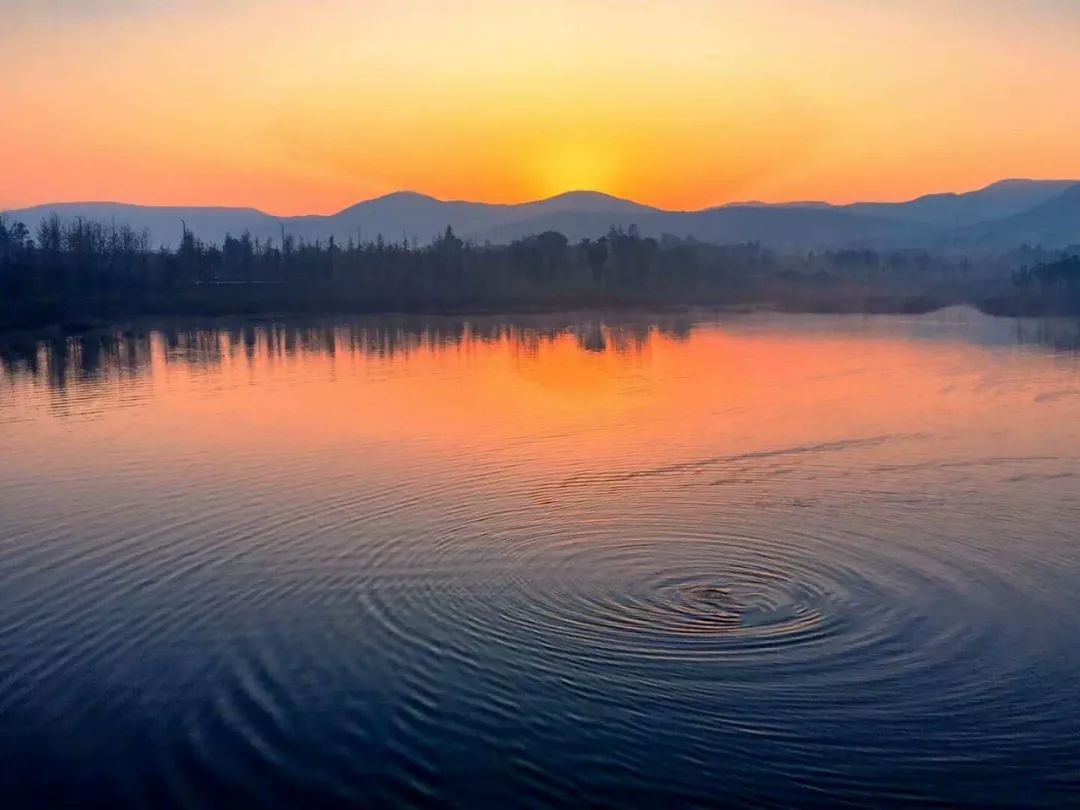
<box><xmin>966</xmin><ymin>183</ymin><xmax>1080</xmax><ymax>248</ymax></box>
<box><xmin>843</xmin><ymin>179</ymin><xmax>1078</xmax><ymax>228</ymax></box>
<box><xmin>310</xmin><ymin>190</ymin><xmax>660</xmax><ymax>246</ymax></box>
<box><xmin>317</xmin><ymin>191</ymin><xmax>929</xmax><ymax>249</ymax></box>
<box><xmin>478</xmin><ymin>205</ymin><xmax>928</xmax><ymax>248</ymax></box>
<box><xmin>4</xmin><ymin>202</ymin><xmax>283</xmax><ymax>248</ymax></box>
<box><xmin>4</xmin><ymin>179</ymin><xmax>1077</xmax><ymax>251</ymax></box>
<box><xmin>3</xmin><ymin>191</ymin><xmax>659</xmax><ymax>249</ymax></box>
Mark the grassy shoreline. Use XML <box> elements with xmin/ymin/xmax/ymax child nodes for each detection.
<box><xmin>0</xmin><ymin>292</ymin><xmax>982</xmax><ymax>335</ymax></box>
<box><xmin>4</xmin><ymin>286</ymin><xmax>1079</xmax><ymax>343</ymax></box>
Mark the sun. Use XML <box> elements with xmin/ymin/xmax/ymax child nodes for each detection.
<box><xmin>530</xmin><ymin>143</ymin><xmax>620</xmax><ymax>199</ymax></box>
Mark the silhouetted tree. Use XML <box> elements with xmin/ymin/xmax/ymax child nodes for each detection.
<box><xmin>0</xmin><ymin>212</ymin><xmax>1047</xmax><ymax>328</ymax></box>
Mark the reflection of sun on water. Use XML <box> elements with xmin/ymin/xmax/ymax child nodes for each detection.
<box><xmin>509</xmin><ymin>328</ymin><xmax>652</xmax><ymax>405</ymax></box>
<box><xmin>10</xmin><ymin>318</ymin><xmax>1080</xmax><ymax>484</ymax></box>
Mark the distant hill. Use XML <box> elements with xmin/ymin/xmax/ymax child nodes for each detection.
<box><xmin>2</xmin><ymin>203</ymin><xmax>281</xmax><ymax>249</ymax></box>
<box><xmin>843</xmin><ymin>179</ymin><xmax>1077</xmax><ymax>228</ymax></box>
<box><xmin>964</xmin><ymin>183</ymin><xmax>1080</xmax><ymax>248</ymax></box>
<box><xmin>3</xmin><ymin>192</ymin><xmax>660</xmax><ymax>250</ymax></box>
<box><xmin>319</xmin><ymin>191</ymin><xmax>661</xmax><ymax>247</ymax></box>
<box><xmin>478</xmin><ymin>205</ymin><xmax>929</xmax><ymax>249</ymax></box>
<box><xmin>5</xmin><ymin>179</ymin><xmax>1078</xmax><ymax>251</ymax></box>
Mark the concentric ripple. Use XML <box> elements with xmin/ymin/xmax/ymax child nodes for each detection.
<box><xmin>492</xmin><ymin>530</ymin><xmax>845</xmax><ymax>663</ymax></box>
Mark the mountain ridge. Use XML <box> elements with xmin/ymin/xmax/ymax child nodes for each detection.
<box><xmin>5</xmin><ymin>179</ymin><xmax>1078</xmax><ymax>251</ymax></box>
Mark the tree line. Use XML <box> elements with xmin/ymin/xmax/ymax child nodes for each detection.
<box><xmin>0</xmin><ymin>213</ymin><xmax>1069</xmax><ymax>327</ymax></box>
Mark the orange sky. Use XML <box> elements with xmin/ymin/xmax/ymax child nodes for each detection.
<box><xmin>3</xmin><ymin>0</ymin><xmax>1080</xmax><ymax>214</ymax></box>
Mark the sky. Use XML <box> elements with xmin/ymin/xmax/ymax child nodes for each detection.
<box><xmin>2</xmin><ymin>0</ymin><xmax>1080</xmax><ymax>214</ymax></box>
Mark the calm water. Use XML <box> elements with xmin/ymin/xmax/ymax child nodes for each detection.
<box><xmin>2</xmin><ymin>309</ymin><xmax>1080</xmax><ymax>808</ymax></box>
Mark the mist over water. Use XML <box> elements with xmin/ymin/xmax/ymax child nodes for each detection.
<box><xmin>2</xmin><ymin>308</ymin><xmax>1080</xmax><ymax>807</ymax></box>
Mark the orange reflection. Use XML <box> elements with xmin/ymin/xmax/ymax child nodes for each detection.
<box><xmin>3</xmin><ymin>315</ymin><xmax>1078</xmax><ymax>490</ymax></box>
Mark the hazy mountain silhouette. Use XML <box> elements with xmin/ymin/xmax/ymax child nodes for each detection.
<box><xmin>6</xmin><ymin>179</ymin><xmax>1077</xmax><ymax>251</ymax></box>
<box><xmin>6</xmin><ymin>203</ymin><xmax>283</xmax><ymax>248</ymax></box>
<box><xmin>964</xmin><ymin>183</ymin><xmax>1080</xmax><ymax>248</ymax></box>
<box><xmin>319</xmin><ymin>190</ymin><xmax>660</xmax><ymax>246</ymax></box>
<box><xmin>843</xmin><ymin>179</ymin><xmax>1077</xmax><ymax>227</ymax></box>
<box><xmin>478</xmin><ymin>205</ymin><xmax>928</xmax><ymax>248</ymax></box>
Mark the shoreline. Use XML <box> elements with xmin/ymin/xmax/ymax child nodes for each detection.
<box><xmin>1</xmin><ymin>296</ymin><xmax>1075</xmax><ymax>342</ymax></box>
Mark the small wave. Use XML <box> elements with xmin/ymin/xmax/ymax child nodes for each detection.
<box><xmin>557</xmin><ymin>434</ymin><xmax>918</xmax><ymax>489</ymax></box>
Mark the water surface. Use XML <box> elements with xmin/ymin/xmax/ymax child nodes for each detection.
<box><xmin>2</xmin><ymin>309</ymin><xmax>1080</xmax><ymax>807</ymax></box>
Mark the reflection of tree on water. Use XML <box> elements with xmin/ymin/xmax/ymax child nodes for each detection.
<box><xmin>0</xmin><ymin>332</ymin><xmax>152</xmax><ymax>392</ymax></box>
<box><xmin>0</xmin><ymin>314</ymin><xmax>703</xmax><ymax>398</ymax></box>
<box><xmin>1016</xmin><ymin>319</ymin><xmax>1080</xmax><ymax>352</ymax></box>
<box><xmin>573</xmin><ymin>321</ymin><xmax>662</xmax><ymax>355</ymax></box>
<box><xmin>6</xmin><ymin>312</ymin><xmax>1075</xmax><ymax>400</ymax></box>
<box><xmin>578</xmin><ymin>325</ymin><xmax>607</xmax><ymax>353</ymax></box>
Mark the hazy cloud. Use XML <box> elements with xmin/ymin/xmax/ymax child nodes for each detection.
<box><xmin>0</xmin><ymin>0</ymin><xmax>261</xmax><ymax>26</ymax></box>
<box><xmin>3</xmin><ymin>0</ymin><xmax>168</xmax><ymax>19</ymax></box>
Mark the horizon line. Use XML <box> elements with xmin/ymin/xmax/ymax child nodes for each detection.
<box><xmin>4</xmin><ymin>177</ymin><xmax>1078</xmax><ymax>220</ymax></box>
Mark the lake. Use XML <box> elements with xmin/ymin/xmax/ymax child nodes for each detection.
<box><xmin>2</xmin><ymin>309</ymin><xmax>1080</xmax><ymax>807</ymax></box>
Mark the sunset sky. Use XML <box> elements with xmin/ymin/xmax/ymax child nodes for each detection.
<box><xmin>3</xmin><ymin>0</ymin><xmax>1080</xmax><ymax>214</ymax></box>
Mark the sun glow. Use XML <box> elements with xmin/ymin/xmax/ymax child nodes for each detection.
<box><xmin>2</xmin><ymin>1</ymin><xmax>1080</xmax><ymax>213</ymax></box>
<box><xmin>531</xmin><ymin>143</ymin><xmax>621</xmax><ymax>200</ymax></box>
